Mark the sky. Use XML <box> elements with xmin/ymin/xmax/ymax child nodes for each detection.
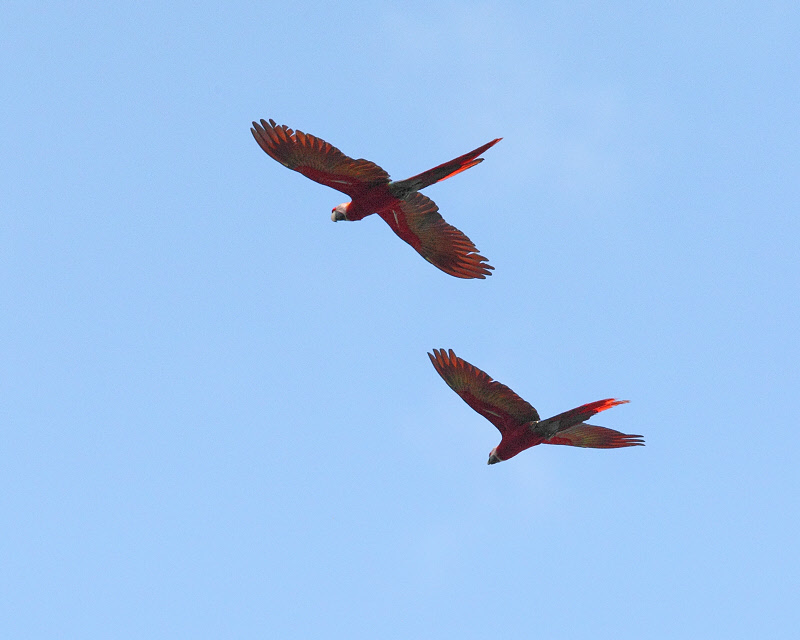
<box><xmin>2</xmin><ymin>1</ymin><xmax>799</xmax><ymax>638</ymax></box>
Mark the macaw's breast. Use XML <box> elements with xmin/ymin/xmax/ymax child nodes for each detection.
<box><xmin>496</xmin><ymin>426</ymin><xmax>545</xmax><ymax>461</ymax></box>
<box><xmin>352</xmin><ymin>186</ymin><xmax>399</xmax><ymax>217</ymax></box>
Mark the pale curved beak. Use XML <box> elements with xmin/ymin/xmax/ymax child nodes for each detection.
<box><xmin>331</xmin><ymin>210</ymin><xmax>346</xmax><ymax>222</ymax></box>
<box><xmin>487</xmin><ymin>453</ymin><xmax>502</xmax><ymax>465</ymax></box>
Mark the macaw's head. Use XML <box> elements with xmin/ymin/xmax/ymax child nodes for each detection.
<box><xmin>331</xmin><ymin>202</ymin><xmax>349</xmax><ymax>222</ymax></box>
<box><xmin>487</xmin><ymin>447</ymin><xmax>503</xmax><ymax>465</ymax></box>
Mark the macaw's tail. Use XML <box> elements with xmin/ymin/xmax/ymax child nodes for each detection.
<box><xmin>546</xmin><ymin>423</ymin><xmax>645</xmax><ymax>449</ymax></box>
<box><xmin>390</xmin><ymin>138</ymin><xmax>502</xmax><ymax>197</ymax></box>
<box><xmin>550</xmin><ymin>398</ymin><xmax>629</xmax><ymax>429</ymax></box>
<box><xmin>543</xmin><ymin>399</ymin><xmax>644</xmax><ymax>449</ymax></box>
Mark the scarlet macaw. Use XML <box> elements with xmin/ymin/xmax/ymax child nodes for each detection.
<box><xmin>429</xmin><ymin>349</ymin><xmax>644</xmax><ymax>464</ymax></box>
<box><xmin>251</xmin><ymin>119</ymin><xmax>499</xmax><ymax>279</ymax></box>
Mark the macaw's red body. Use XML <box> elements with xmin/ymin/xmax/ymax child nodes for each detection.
<box><xmin>429</xmin><ymin>349</ymin><xmax>644</xmax><ymax>464</ymax></box>
<box><xmin>251</xmin><ymin>119</ymin><xmax>499</xmax><ymax>279</ymax></box>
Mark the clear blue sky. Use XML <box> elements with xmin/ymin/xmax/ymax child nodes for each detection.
<box><xmin>3</xmin><ymin>1</ymin><xmax>799</xmax><ymax>638</ymax></box>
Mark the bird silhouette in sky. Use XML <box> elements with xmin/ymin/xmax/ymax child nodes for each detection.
<box><xmin>429</xmin><ymin>349</ymin><xmax>644</xmax><ymax>464</ymax></box>
<box><xmin>251</xmin><ymin>119</ymin><xmax>499</xmax><ymax>279</ymax></box>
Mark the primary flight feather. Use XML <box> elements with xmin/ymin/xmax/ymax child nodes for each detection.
<box><xmin>429</xmin><ymin>349</ymin><xmax>644</xmax><ymax>464</ymax></box>
<box><xmin>251</xmin><ymin>119</ymin><xmax>499</xmax><ymax>279</ymax></box>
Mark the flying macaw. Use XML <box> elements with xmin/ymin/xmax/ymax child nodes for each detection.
<box><xmin>429</xmin><ymin>349</ymin><xmax>644</xmax><ymax>464</ymax></box>
<box><xmin>251</xmin><ymin>119</ymin><xmax>499</xmax><ymax>279</ymax></box>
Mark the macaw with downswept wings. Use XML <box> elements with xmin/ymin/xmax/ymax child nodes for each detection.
<box><xmin>429</xmin><ymin>349</ymin><xmax>644</xmax><ymax>464</ymax></box>
<box><xmin>251</xmin><ymin>119</ymin><xmax>499</xmax><ymax>279</ymax></box>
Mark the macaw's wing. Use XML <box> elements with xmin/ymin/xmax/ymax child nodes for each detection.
<box><xmin>378</xmin><ymin>193</ymin><xmax>493</xmax><ymax>279</ymax></box>
<box><xmin>429</xmin><ymin>349</ymin><xmax>539</xmax><ymax>434</ymax></box>
<box><xmin>545</xmin><ymin>423</ymin><xmax>644</xmax><ymax>448</ymax></box>
<box><xmin>251</xmin><ymin>119</ymin><xmax>390</xmax><ymax>198</ymax></box>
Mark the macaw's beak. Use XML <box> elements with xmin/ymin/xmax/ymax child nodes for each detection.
<box><xmin>331</xmin><ymin>210</ymin><xmax>347</xmax><ymax>222</ymax></box>
<box><xmin>487</xmin><ymin>453</ymin><xmax>502</xmax><ymax>465</ymax></box>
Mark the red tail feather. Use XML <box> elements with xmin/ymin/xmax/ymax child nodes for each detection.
<box><xmin>391</xmin><ymin>138</ymin><xmax>501</xmax><ymax>194</ymax></box>
<box><xmin>546</xmin><ymin>424</ymin><xmax>644</xmax><ymax>449</ymax></box>
<box><xmin>549</xmin><ymin>398</ymin><xmax>628</xmax><ymax>429</ymax></box>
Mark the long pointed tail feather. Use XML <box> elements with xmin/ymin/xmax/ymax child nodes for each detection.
<box><xmin>542</xmin><ymin>399</ymin><xmax>643</xmax><ymax>449</ymax></box>
<box><xmin>548</xmin><ymin>398</ymin><xmax>628</xmax><ymax>430</ymax></box>
<box><xmin>390</xmin><ymin>138</ymin><xmax>501</xmax><ymax>195</ymax></box>
<box><xmin>546</xmin><ymin>423</ymin><xmax>645</xmax><ymax>448</ymax></box>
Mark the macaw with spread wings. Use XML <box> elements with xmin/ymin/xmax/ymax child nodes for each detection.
<box><xmin>251</xmin><ymin>119</ymin><xmax>499</xmax><ymax>279</ymax></box>
<box><xmin>429</xmin><ymin>349</ymin><xmax>644</xmax><ymax>464</ymax></box>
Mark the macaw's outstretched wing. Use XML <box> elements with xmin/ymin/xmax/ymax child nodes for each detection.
<box><xmin>379</xmin><ymin>193</ymin><xmax>493</xmax><ymax>279</ymax></box>
<box><xmin>251</xmin><ymin>119</ymin><xmax>390</xmax><ymax>198</ymax></box>
<box><xmin>545</xmin><ymin>423</ymin><xmax>644</xmax><ymax>448</ymax></box>
<box><xmin>429</xmin><ymin>349</ymin><xmax>539</xmax><ymax>434</ymax></box>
